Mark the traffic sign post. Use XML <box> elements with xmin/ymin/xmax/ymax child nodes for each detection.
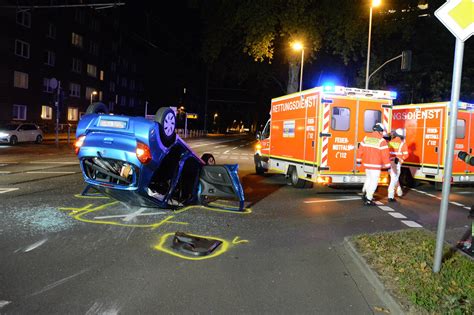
<box><xmin>432</xmin><ymin>0</ymin><xmax>473</xmax><ymax>273</ymax></box>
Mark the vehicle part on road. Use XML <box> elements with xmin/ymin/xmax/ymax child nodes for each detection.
<box><xmin>86</xmin><ymin>102</ymin><xmax>109</xmax><ymax>115</ymax></box>
<box><xmin>201</xmin><ymin>153</ymin><xmax>216</xmax><ymax>165</ymax></box>
<box><xmin>35</xmin><ymin>135</ymin><xmax>43</xmax><ymax>144</ymax></box>
<box><xmin>171</xmin><ymin>231</ymin><xmax>222</xmax><ymax>256</ymax></box>
<box><xmin>10</xmin><ymin>135</ymin><xmax>17</xmax><ymax>145</ymax></box>
<box><xmin>155</xmin><ymin>107</ymin><xmax>176</xmax><ymax>147</ymax></box>
<box><xmin>254</xmin><ymin>154</ymin><xmax>266</xmax><ymax>175</ymax></box>
<box><xmin>76</xmin><ymin>106</ymin><xmax>246</xmax><ymax>211</ymax></box>
<box><xmin>288</xmin><ymin>166</ymin><xmax>306</xmax><ymax>188</ymax></box>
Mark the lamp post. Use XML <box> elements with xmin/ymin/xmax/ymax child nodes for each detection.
<box><xmin>292</xmin><ymin>41</ymin><xmax>305</xmax><ymax>92</ymax></box>
<box><xmin>365</xmin><ymin>0</ymin><xmax>381</xmax><ymax>90</ymax></box>
<box><xmin>90</xmin><ymin>90</ymin><xmax>98</xmax><ymax>104</ymax></box>
<box><xmin>213</xmin><ymin>113</ymin><xmax>218</xmax><ymax>133</ymax></box>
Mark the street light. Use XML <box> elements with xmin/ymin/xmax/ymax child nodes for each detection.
<box><xmin>292</xmin><ymin>41</ymin><xmax>305</xmax><ymax>92</ymax></box>
<box><xmin>365</xmin><ymin>0</ymin><xmax>381</xmax><ymax>90</ymax></box>
<box><xmin>90</xmin><ymin>90</ymin><xmax>98</xmax><ymax>104</ymax></box>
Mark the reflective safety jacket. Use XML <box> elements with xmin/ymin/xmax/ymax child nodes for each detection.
<box><xmin>388</xmin><ymin>137</ymin><xmax>409</xmax><ymax>163</ymax></box>
<box><xmin>356</xmin><ymin>132</ymin><xmax>391</xmax><ymax>170</ymax></box>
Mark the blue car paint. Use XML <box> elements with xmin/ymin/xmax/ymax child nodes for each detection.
<box><xmin>76</xmin><ymin>113</ymin><xmax>245</xmax><ymax>210</ymax></box>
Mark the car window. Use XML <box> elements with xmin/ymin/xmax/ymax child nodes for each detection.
<box><xmin>26</xmin><ymin>124</ymin><xmax>37</xmax><ymax>130</ymax></box>
<box><xmin>5</xmin><ymin>124</ymin><xmax>19</xmax><ymax>130</ymax></box>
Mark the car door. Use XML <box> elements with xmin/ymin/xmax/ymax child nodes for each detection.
<box><xmin>16</xmin><ymin>124</ymin><xmax>28</xmax><ymax>142</ymax></box>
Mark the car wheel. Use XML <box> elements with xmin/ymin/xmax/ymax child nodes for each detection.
<box><xmin>288</xmin><ymin>167</ymin><xmax>306</xmax><ymax>188</ymax></box>
<box><xmin>85</xmin><ymin>102</ymin><xmax>109</xmax><ymax>115</ymax></box>
<box><xmin>155</xmin><ymin>107</ymin><xmax>176</xmax><ymax>147</ymax></box>
<box><xmin>201</xmin><ymin>153</ymin><xmax>215</xmax><ymax>165</ymax></box>
<box><xmin>10</xmin><ymin>136</ymin><xmax>18</xmax><ymax>145</ymax></box>
<box><xmin>35</xmin><ymin>135</ymin><xmax>43</xmax><ymax>144</ymax></box>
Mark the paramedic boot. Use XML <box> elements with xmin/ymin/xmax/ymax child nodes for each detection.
<box><xmin>396</xmin><ymin>186</ymin><xmax>403</xmax><ymax>197</ymax></box>
<box><xmin>388</xmin><ymin>198</ymin><xmax>396</xmax><ymax>202</ymax></box>
<box><xmin>364</xmin><ymin>199</ymin><xmax>375</xmax><ymax>206</ymax></box>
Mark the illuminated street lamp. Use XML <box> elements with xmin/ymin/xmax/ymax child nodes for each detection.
<box><xmin>90</xmin><ymin>90</ymin><xmax>98</xmax><ymax>104</ymax></box>
<box><xmin>292</xmin><ymin>41</ymin><xmax>305</xmax><ymax>92</ymax></box>
<box><xmin>365</xmin><ymin>0</ymin><xmax>381</xmax><ymax>90</ymax></box>
<box><xmin>213</xmin><ymin>113</ymin><xmax>218</xmax><ymax>123</ymax></box>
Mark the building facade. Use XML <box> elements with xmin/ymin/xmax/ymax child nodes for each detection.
<box><xmin>0</xmin><ymin>2</ymin><xmax>148</xmax><ymax>132</ymax></box>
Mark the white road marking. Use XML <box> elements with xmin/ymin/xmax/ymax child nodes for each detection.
<box><xmin>230</xmin><ymin>157</ymin><xmax>238</xmax><ymax>160</ymax></box>
<box><xmin>0</xmin><ymin>171</ymin><xmax>12</xmax><ymax>174</ymax></box>
<box><xmin>94</xmin><ymin>211</ymin><xmax>166</xmax><ymax>220</ymax></box>
<box><xmin>223</xmin><ymin>150</ymin><xmax>230</xmax><ymax>154</ymax></box>
<box><xmin>0</xmin><ymin>162</ymin><xmax>18</xmax><ymax>164</ymax></box>
<box><xmin>378</xmin><ymin>206</ymin><xmax>394</xmax><ymax>212</ymax></box>
<box><xmin>464</xmin><ymin>206</ymin><xmax>471</xmax><ymax>210</ymax></box>
<box><xmin>425</xmin><ymin>193</ymin><xmax>436</xmax><ymax>197</ymax></box>
<box><xmin>30</xmin><ymin>269</ymin><xmax>89</xmax><ymax>296</ymax></box>
<box><xmin>122</xmin><ymin>207</ymin><xmax>147</xmax><ymax>222</ymax></box>
<box><xmin>232</xmin><ymin>147</ymin><xmax>238</xmax><ymax>150</ymax></box>
<box><xmin>401</xmin><ymin>220</ymin><xmax>423</xmax><ymax>228</ymax></box>
<box><xmin>0</xmin><ymin>188</ymin><xmax>19</xmax><ymax>194</ymax></box>
<box><xmin>29</xmin><ymin>161</ymin><xmax>78</xmax><ymax>164</ymax></box>
<box><xmin>0</xmin><ymin>301</ymin><xmax>11</xmax><ymax>309</ymax></box>
<box><xmin>375</xmin><ymin>201</ymin><xmax>384</xmax><ymax>206</ymax></box>
<box><xmin>23</xmin><ymin>238</ymin><xmax>48</xmax><ymax>253</ymax></box>
<box><xmin>304</xmin><ymin>197</ymin><xmax>361</xmax><ymax>204</ymax></box>
<box><xmin>388</xmin><ymin>212</ymin><xmax>407</xmax><ymax>219</ymax></box>
<box><xmin>450</xmin><ymin>201</ymin><xmax>465</xmax><ymax>207</ymax></box>
<box><xmin>190</xmin><ymin>138</ymin><xmax>239</xmax><ymax>148</ymax></box>
<box><xmin>26</xmin><ymin>171</ymin><xmax>77</xmax><ymax>174</ymax></box>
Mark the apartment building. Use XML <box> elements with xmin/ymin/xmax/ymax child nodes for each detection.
<box><xmin>0</xmin><ymin>2</ymin><xmax>148</xmax><ymax>131</ymax></box>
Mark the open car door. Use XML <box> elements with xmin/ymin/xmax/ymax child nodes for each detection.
<box><xmin>199</xmin><ymin>164</ymin><xmax>245</xmax><ymax>211</ymax></box>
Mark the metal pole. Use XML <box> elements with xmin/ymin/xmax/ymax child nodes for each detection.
<box><xmin>365</xmin><ymin>6</ymin><xmax>373</xmax><ymax>90</ymax></box>
<box><xmin>145</xmin><ymin>101</ymin><xmax>148</xmax><ymax>117</ymax></box>
<box><xmin>433</xmin><ymin>38</ymin><xmax>464</xmax><ymax>273</ymax></box>
<box><xmin>185</xmin><ymin>115</ymin><xmax>188</xmax><ymax>138</ymax></box>
<box><xmin>299</xmin><ymin>49</ymin><xmax>304</xmax><ymax>92</ymax></box>
<box><xmin>55</xmin><ymin>81</ymin><xmax>61</xmax><ymax>148</ymax></box>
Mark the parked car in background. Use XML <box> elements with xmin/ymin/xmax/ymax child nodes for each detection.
<box><xmin>0</xmin><ymin>123</ymin><xmax>43</xmax><ymax>145</ymax></box>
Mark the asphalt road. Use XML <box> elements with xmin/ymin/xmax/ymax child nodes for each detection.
<box><xmin>0</xmin><ymin>136</ymin><xmax>472</xmax><ymax>314</ymax></box>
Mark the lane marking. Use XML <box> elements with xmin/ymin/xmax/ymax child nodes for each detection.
<box><xmin>375</xmin><ymin>201</ymin><xmax>384</xmax><ymax>205</ymax></box>
<box><xmin>464</xmin><ymin>206</ymin><xmax>471</xmax><ymax>210</ymax></box>
<box><xmin>30</xmin><ymin>269</ymin><xmax>89</xmax><ymax>296</ymax></box>
<box><xmin>0</xmin><ymin>188</ymin><xmax>19</xmax><ymax>194</ymax></box>
<box><xmin>0</xmin><ymin>301</ymin><xmax>11</xmax><ymax>309</ymax></box>
<box><xmin>28</xmin><ymin>161</ymin><xmax>78</xmax><ymax>165</ymax></box>
<box><xmin>94</xmin><ymin>211</ymin><xmax>167</xmax><ymax>220</ymax></box>
<box><xmin>122</xmin><ymin>207</ymin><xmax>147</xmax><ymax>222</ymax></box>
<box><xmin>388</xmin><ymin>212</ymin><xmax>407</xmax><ymax>219</ymax></box>
<box><xmin>457</xmin><ymin>191</ymin><xmax>474</xmax><ymax>194</ymax></box>
<box><xmin>26</xmin><ymin>171</ymin><xmax>77</xmax><ymax>174</ymax></box>
<box><xmin>378</xmin><ymin>206</ymin><xmax>394</xmax><ymax>212</ymax></box>
<box><xmin>401</xmin><ymin>220</ymin><xmax>423</xmax><ymax>228</ymax></box>
<box><xmin>0</xmin><ymin>171</ymin><xmax>12</xmax><ymax>174</ymax></box>
<box><xmin>23</xmin><ymin>238</ymin><xmax>48</xmax><ymax>252</ymax></box>
<box><xmin>190</xmin><ymin>138</ymin><xmax>242</xmax><ymax>149</ymax></box>
<box><xmin>223</xmin><ymin>150</ymin><xmax>230</xmax><ymax>154</ymax></box>
<box><xmin>304</xmin><ymin>197</ymin><xmax>361</xmax><ymax>204</ymax></box>
<box><xmin>450</xmin><ymin>201</ymin><xmax>465</xmax><ymax>207</ymax></box>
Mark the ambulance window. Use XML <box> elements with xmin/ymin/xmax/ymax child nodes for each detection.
<box><xmin>364</xmin><ymin>110</ymin><xmax>382</xmax><ymax>132</ymax></box>
<box><xmin>261</xmin><ymin>120</ymin><xmax>270</xmax><ymax>139</ymax></box>
<box><xmin>456</xmin><ymin>119</ymin><xmax>465</xmax><ymax>139</ymax></box>
<box><xmin>331</xmin><ymin>107</ymin><xmax>350</xmax><ymax>131</ymax></box>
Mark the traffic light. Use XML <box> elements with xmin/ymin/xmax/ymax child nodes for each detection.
<box><xmin>401</xmin><ymin>50</ymin><xmax>412</xmax><ymax>72</ymax></box>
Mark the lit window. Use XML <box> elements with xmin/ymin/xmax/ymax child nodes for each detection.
<box><xmin>100</xmin><ymin>70</ymin><xmax>104</xmax><ymax>81</ymax></box>
<box><xmin>44</xmin><ymin>50</ymin><xmax>56</xmax><ymax>66</ymax></box>
<box><xmin>331</xmin><ymin>107</ymin><xmax>351</xmax><ymax>131</ymax></box>
<box><xmin>72</xmin><ymin>58</ymin><xmax>82</xmax><ymax>73</ymax></box>
<box><xmin>14</xmin><ymin>40</ymin><xmax>30</xmax><ymax>59</ymax></box>
<box><xmin>71</xmin><ymin>32</ymin><xmax>83</xmax><ymax>48</ymax></box>
<box><xmin>87</xmin><ymin>64</ymin><xmax>97</xmax><ymax>77</ymax></box>
<box><xmin>69</xmin><ymin>83</ymin><xmax>81</xmax><ymax>98</ymax></box>
<box><xmin>14</xmin><ymin>71</ymin><xmax>28</xmax><ymax>89</ymax></box>
<box><xmin>16</xmin><ymin>10</ymin><xmax>31</xmax><ymax>28</ymax></box>
<box><xmin>47</xmin><ymin>23</ymin><xmax>56</xmax><ymax>39</ymax></box>
<box><xmin>12</xmin><ymin>104</ymin><xmax>27</xmax><ymax>120</ymax></box>
<box><xmin>99</xmin><ymin>91</ymin><xmax>103</xmax><ymax>101</ymax></box>
<box><xmin>41</xmin><ymin>105</ymin><xmax>53</xmax><ymax>120</ymax></box>
<box><xmin>43</xmin><ymin>78</ymin><xmax>54</xmax><ymax>93</ymax></box>
<box><xmin>364</xmin><ymin>110</ymin><xmax>382</xmax><ymax>132</ymax></box>
<box><xmin>68</xmin><ymin>107</ymin><xmax>79</xmax><ymax>121</ymax></box>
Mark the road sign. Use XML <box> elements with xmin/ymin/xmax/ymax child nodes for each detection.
<box><xmin>186</xmin><ymin>113</ymin><xmax>198</xmax><ymax>119</ymax></box>
<box><xmin>435</xmin><ymin>0</ymin><xmax>474</xmax><ymax>42</ymax></box>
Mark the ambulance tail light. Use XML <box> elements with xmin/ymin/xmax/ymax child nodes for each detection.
<box><xmin>74</xmin><ymin>135</ymin><xmax>86</xmax><ymax>155</ymax></box>
<box><xmin>317</xmin><ymin>176</ymin><xmax>332</xmax><ymax>185</ymax></box>
<box><xmin>379</xmin><ymin>175</ymin><xmax>390</xmax><ymax>185</ymax></box>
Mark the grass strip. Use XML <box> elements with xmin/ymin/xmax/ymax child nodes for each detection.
<box><xmin>352</xmin><ymin>229</ymin><xmax>473</xmax><ymax>314</ymax></box>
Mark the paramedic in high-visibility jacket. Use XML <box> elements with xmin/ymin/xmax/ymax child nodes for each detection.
<box><xmin>387</xmin><ymin>128</ymin><xmax>409</xmax><ymax>202</ymax></box>
<box><xmin>357</xmin><ymin>123</ymin><xmax>391</xmax><ymax>206</ymax></box>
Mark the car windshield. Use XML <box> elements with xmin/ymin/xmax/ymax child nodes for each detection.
<box><xmin>4</xmin><ymin>124</ymin><xmax>19</xmax><ymax>130</ymax></box>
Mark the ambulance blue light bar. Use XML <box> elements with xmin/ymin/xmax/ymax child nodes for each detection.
<box><xmin>320</xmin><ymin>85</ymin><xmax>397</xmax><ymax>100</ymax></box>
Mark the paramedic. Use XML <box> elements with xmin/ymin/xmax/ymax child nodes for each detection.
<box><xmin>357</xmin><ymin>123</ymin><xmax>391</xmax><ymax>206</ymax></box>
<box><xmin>387</xmin><ymin>128</ymin><xmax>409</xmax><ymax>202</ymax></box>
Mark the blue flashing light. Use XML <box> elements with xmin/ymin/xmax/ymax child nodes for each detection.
<box><xmin>322</xmin><ymin>84</ymin><xmax>335</xmax><ymax>93</ymax></box>
<box><xmin>390</xmin><ymin>91</ymin><xmax>398</xmax><ymax>99</ymax></box>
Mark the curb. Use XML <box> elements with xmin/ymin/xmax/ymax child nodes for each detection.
<box><xmin>343</xmin><ymin>236</ymin><xmax>406</xmax><ymax>315</ymax></box>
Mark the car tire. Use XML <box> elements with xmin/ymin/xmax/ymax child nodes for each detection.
<box><xmin>10</xmin><ymin>135</ymin><xmax>18</xmax><ymax>145</ymax></box>
<box><xmin>85</xmin><ymin>102</ymin><xmax>109</xmax><ymax>115</ymax></box>
<box><xmin>254</xmin><ymin>154</ymin><xmax>265</xmax><ymax>175</ymax></box>
<box><xmin>288</xmin><ymin>167</ymin><xmax>306</xmax><ymax>188</ymax></box>
<box><xmin>155</xmin><ymin>107</ymin><xmax>176</xmax><ymax>147</ymax></box>
<box><xmin>35</xmin><ymin>135</ymin><xmax>43</xmax><ymax>144</ymax></box>
<box><xmin>201</xmin><ymin>153</ymin><xmax>216</xmax><ymax>165</ymax></box>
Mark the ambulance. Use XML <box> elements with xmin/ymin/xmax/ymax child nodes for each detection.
<box><xmin>391</xmin><ymin>102</ymin><xmax>474</xmax><ymax>188</ymax></box>
<box><xmin>254</xmin><ymin>85</ymin><xmax>396</xmax><ymax>188</ymax></box>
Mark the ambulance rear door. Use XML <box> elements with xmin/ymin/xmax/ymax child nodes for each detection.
<box><xmin>420</xmin><ymin>105</ymin><xmax>445</xmax><ymax>175</ymax></box>
<box><xmin>453</xmin><ymin>109</ymin><xmax>472</xmax><ymax>174</ymax></box>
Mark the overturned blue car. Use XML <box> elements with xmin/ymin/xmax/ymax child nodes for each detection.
<box><xmin>74</xmin><ymin>103</ymin><xmax>245</xmax><ymax>211</ymax></box>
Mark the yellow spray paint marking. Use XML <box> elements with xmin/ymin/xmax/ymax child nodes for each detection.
<box><xmin>73</xmin><ymin>193</ymin><xmax>110</xmax><ymax>199</ymax></box>
<box><xmin>232</xmin><ymin>236</ymin><xmax>249</xmax><ymax>245</ymax></box>
<box><xmin>59</xmin><ymin>201</ymin><xmax>188</xmax><ymax>228</ymax></box>
<box><xmin>154</xmin><ymin>232</ymin><xmax>234</xmax><ymax>261</ymax></box>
